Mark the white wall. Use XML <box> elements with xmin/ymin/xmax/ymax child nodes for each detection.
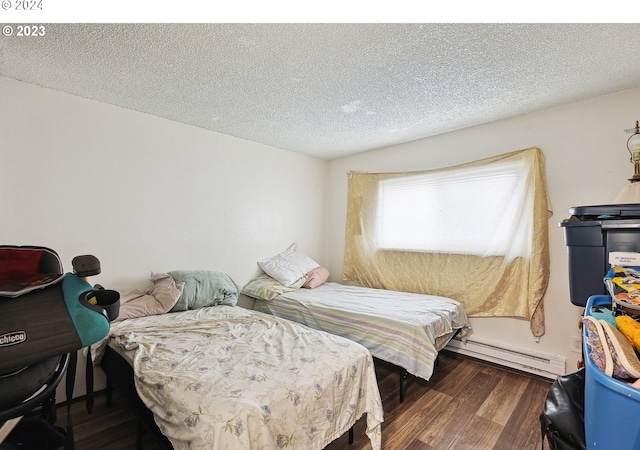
<box><xmin>1</xmin><ymin>77</ymin><xmax>327</xmax><ymax>294</ymax></box>
<box><xmin>327</xmin><ymin>86</ymin><xmax>640</xmax><ymax>374</ymax></box>
<box><xmin>1</xmin><ymin>76</ymin><xmax>327</xmax><ymax>398</ymax></box>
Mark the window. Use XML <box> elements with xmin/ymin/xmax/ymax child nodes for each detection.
<box><xmin>343</xmin><ymin>148</ymin><xmax>551</xmax><ymax>337</ymax></box>
<box><xmin>375</xmin><ymin>159</ymin><xmax>531</xmax><ymax>259</ymax></box>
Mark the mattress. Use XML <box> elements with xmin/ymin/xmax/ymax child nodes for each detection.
<box><xmin>253</xmin><ymin>282</ymin><xmax>471</xmax><ymax>381</ymax></box>
<box><xmin>93</xmin><ymin>305</ymin><xmax>383</xmax><ymax>450</ymax></box>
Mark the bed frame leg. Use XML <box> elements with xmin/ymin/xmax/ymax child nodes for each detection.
<box><xmin>137</xmin><ymin>420</ymin><xmax>143</xmax><ymax>450</ymax></box>
<box><xmin>106</xmin><ymin>376</ymin><xmax>113</xmax><ymax>408</ymax></box>
<box><xmin>399</xmin><ymin>367</ymin><xmax>408</xmax><ymax>403</ymax></box>
<box><xmin>348</xmin><ymin>426</ymin><xmax>354</xmax><ymax>445</ymax></box>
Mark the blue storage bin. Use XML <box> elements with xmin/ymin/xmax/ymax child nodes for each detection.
<box><xmin>584</xmin><ymin>295</ymin><xmax>640</xmax><ymax>449</ymax></box>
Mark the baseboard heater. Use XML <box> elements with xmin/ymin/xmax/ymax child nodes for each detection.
<box><xmin>445</xmin><ymin>336</ymin><xmax>565</xmax><ymax>379</ymax></box>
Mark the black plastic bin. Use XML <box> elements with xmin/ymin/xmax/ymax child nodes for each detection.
<box><xmin>560</xmin><ymin>203</ymin><xmax>640</xmax><ymax>306</ymax></box>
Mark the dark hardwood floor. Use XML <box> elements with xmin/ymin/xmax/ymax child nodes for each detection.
<box><xmin>50</xmin><ymin>351</ymin><xmax>552</xmax><ymax>450</ymax></box>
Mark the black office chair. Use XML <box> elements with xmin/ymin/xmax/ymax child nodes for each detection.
<box><xmin>0</xmin><ymin>246</ymin><xmax>70</xmax><ymax>449</ymax></box>
<box><xmin>0</xmin><ymin>246</ymin><xmax>117</xmax><ymax>450</ymax></box>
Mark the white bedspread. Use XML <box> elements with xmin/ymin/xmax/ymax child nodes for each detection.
<box><xmin>254</xmin><ymin>282</ymin><xmax>471</xmax><ymax>381</ymax></box>
<box><xmin>94</xmin><ymin>306</ymin><xmax>383</xmax><ymax>450</ymax></box>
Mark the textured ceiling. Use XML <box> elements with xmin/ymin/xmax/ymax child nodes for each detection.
<box><xmin>3</xmin><ymin>23</ymin><xmax>640</xmax><ymax>159</ymax></box>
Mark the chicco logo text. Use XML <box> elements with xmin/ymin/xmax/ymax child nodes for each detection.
<box><xmin>0</xmin><ymin>331</ymin><xmax>27</xmax><ymax>346</ymax></box>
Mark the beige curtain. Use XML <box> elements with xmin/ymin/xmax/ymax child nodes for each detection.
<box><xmin>344</xmin><ymin>147</ymin><xmax>552</xmax><ymax>337</ymax></box>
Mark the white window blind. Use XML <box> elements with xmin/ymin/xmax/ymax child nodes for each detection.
<box><xmin>375</xmin><ymin>158</ymin><xmax>532</xmax><ymax>258</ymax></box>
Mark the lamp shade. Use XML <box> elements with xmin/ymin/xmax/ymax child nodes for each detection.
<box><xmin>614</xmin><ymin>182</ymin><xmax>640</xmax><ymax>202</ymax></box>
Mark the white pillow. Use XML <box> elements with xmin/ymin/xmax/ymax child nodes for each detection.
<box><xmin>258</xmin><ymin>243</ymin><xmax>320</xmax><ymax>287</ymax></box>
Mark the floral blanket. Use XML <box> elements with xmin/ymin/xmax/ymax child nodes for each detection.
<box><xmin>94</xmin><ymin>306</ymin><xmax>383</xmax><ymax>450</ymax></box>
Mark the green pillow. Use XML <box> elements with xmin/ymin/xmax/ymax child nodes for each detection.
<box><xmin>168</xmin><ymin>270</ymin><xmax>238</xmax><ymax>311</ymax></box>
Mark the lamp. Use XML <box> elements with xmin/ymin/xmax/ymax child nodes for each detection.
<box><xmin>625</xmin><ymin>120</ymin><xmax>640</xmax><ymax>182</ymax></box>
<box><xmin>613</xmin><ymin>121</ymin><xmax>640</xmax><ymax>203</ymax></box>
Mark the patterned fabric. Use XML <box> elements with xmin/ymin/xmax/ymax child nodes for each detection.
<box><xmin>94</xmin><ymin>306</ymin><xmax>383</xmax><ymax>450</ymax></box>
<box><xmin>582</xmin><ymin>315</ymin><xmax>640</xmax><ymax>379</ymax></box>
<box><xmin>241</xmin><ymin>273</ymin><xmax>306</xmax><ymax>301</ymax></box>
<box><xmin>583</xmin><ymin>316</ymin><xmax>613</xmax><ymax>376</ymax></box>
<box><xmin>254</xmin><ymin>282</ymin><xmax>471</xmax><ymax>381</ymax></box>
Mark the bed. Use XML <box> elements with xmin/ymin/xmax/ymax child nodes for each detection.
<box><xmin>246</xmin><ymin>281</ymin><xmax>471</xmax><ymax>398</ymax></box>
<box><xmin>93</xmin><ymin>304</ymin><xmax>383</xmax><ymax>450</ymax></box>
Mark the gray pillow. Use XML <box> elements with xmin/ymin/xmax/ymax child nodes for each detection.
<box><xmin>168</xmin><ymin>270</ymin><xmax>238</xmax><ymax>311</ymax></box>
